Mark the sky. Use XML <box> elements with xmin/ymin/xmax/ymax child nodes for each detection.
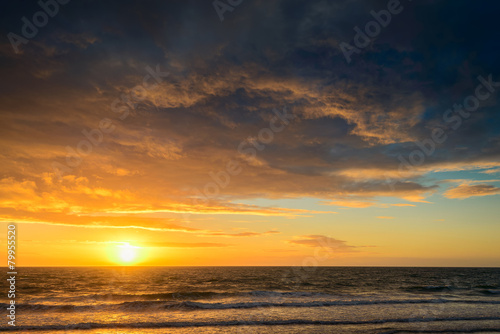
<box><xmin>0</xmin><ymin>0</ymin><xmax>499</xmax><ymax>266</ymax></box>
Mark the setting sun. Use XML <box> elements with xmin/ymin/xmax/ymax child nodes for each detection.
<box><xmin>119</xmin><ymin>244</ymin><xmax>137</xmax><ymax>263</ymax></box>
<box><xmin>109</xmin><ymin>243</ymin><xmax>142</xmax><ymax>265</ymax></box>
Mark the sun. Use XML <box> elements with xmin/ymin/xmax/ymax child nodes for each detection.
<box><xmin>119</xmin><ymin>244</ymin><xmax>137</xmax><ymax>263</ymax></box>
<box><xmin>110</xmin><ymin>243</ymin><xmax>142</xmax><ymax>265</ymax></box>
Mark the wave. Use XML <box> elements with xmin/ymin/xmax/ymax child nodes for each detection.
<box><xmin>405</xmin><ymin>285</ymin><xmax>456</xmax><ymax>293</ymax></box>
<box><xmin>4</xmin><ymin>298</ymin><xmax>500</xmax><ymax>312</ymax></box>
<box><xmin>27</xmin><ymin>287</ymin><xmax>500</xmax><ymax>304</ymax></box>
<box><xmin>1</xmin><ymin>317</ymin><xmax>499</xmax><ymax>331</ymax></box>
<box><xmin>46</xmin><ymin>291</ymin><xmax>235</xmax><ymax>302</ymax></box>
<box><xmin>176</xmin><ymin>298</ymin><xmax>500</xmax><ymax>310</ymax></box>
<box><xmin>247</xmin><ymin>291</ymin><xmax>331</xmax><ymax>297</ymax></box>
<box><xmin>405</xmin><ymin>285</ymin><xmax>500</xmax><ymax>295</ymax></box>
<box><xmin>475</xmin><ymin>285</ymin><xmax>499</xmax><ymax>289</ymax></box>
<box><xmin>478</xmin><ymin>289</ymin><xmax>500</xmax><ymax>295</ymax></box>
<box><xmin>40</xmin><ymin>290</ymin><xmax>335</xmax><ymax>302</ymax></box>
<box><xmin>27</xmin><ymin>285</ymin><xmax>500</xmax><ymax>303</ymax></box>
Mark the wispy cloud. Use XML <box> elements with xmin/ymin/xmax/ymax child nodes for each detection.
<box><xmin>202</xmin><ymin>230</ymin><xmax>280</xmax><ymax>237</ymax></box>
<box><xmin>288</xmin><ymin>235</ymin><xmax>358</xmax><ymax>253</ymax></box>
<box><xmin>444</xmin><ymin>184</ymin><xmax>500</xmax><ymax>199</ymax></box>
<box><xmin>138</xmin><ymin>242</ymin><xmax>230</xmax><ymax>248</ymax></box>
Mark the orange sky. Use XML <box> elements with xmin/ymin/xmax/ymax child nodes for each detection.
<box><xmin>1</xmin><ymin>0</ymin><xmax>500</xmax><ymax>267</ymax></box>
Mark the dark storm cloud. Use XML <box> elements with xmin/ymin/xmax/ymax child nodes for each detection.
<box><xmin>0</xmin><ymin>0</ymin><xmax>499</xmax><ymax>229</ymax></box>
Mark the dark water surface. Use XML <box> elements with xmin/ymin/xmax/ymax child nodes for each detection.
<box><xmin>1</xmin><ymin>267</ymin><xmax>499</xmax><ymax>333</ymax></box>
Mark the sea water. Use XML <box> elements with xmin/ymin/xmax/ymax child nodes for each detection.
<box><xmin>1</xmin><ymin>267</ymin><xmax>499</xmax><ymax>333</ymax></box>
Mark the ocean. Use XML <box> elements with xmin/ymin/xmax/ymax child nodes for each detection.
<box><xmin>1</xmin><ymin>267</ymin><xmax>499</xmax><ymax>333</ymax></box>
